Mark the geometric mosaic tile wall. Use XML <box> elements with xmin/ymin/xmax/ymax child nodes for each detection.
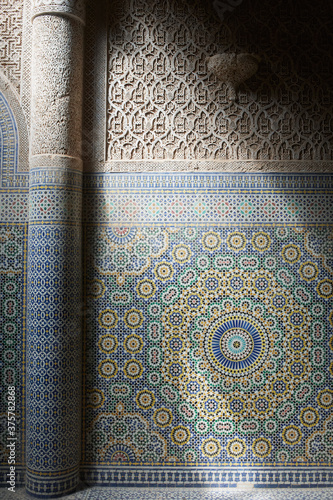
<box><xmin>1</xmin><ymin>0</ymin><xmax>333</xmax><ymax>494</ymax></box>
<box><xmin>0</xmin><ymin>225</ymin><xmax>27</xmax><ymax>485</ymax></box>
<box><xmin>0</xmin><ymin>87</ymin><xmax>28</xmax><ymax>486</ymax></box>
<box><xmin>81</xmin><ymin>173</ymin><xmax>333</xmax><ymax>487</ymax></box>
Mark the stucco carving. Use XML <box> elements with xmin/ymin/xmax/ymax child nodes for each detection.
<box><xmin>101</xmin><ymin>160</ymin><xmax>333</xmax><ymax>173</ymax></box>
<box><xmin>0</xmin><ymin>0</ymin><xmax>24</xmax><ymax>90</ymax></box>
<box><xmin>30</xmin><ymin>15</ymin><xmax>84</xmax><ymax>169</ymax></box>
<box><xmin>206</xmin><ymin>53</ymin><xmax>260</xmax><ymax>102</ymax></box>
<box><xmin>31</xmin><ymin>0</ymin><xmax>85</xmax><ymax>24</ymax></box>
<box><xmin>105</xmin><ymin>0</ymin><xmax>333</xmax><ymax>163</ymax></box>
<box><xmin>21</xmin><ymin>0</ymin><xmax>33</xmax><ymax>127</ymax></box>
<box><xmin>82</xmin><ymin>0</ymin><xmax>107</xmax><ymax>165</ymax></box>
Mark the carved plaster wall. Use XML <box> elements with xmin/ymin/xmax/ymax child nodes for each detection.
<box><xmin>1</xmin><ymin>0</ymin><xmax>333</xmax><ymax>174</ymax></box>
<box><xmin>0</xmin><ymin>0</ymin><xmax>24</xmax><ymax>91</ymax></box>
<box><xmin>30</xmin><ymin>15</ymin><xmax>84</xmax><ymax>168</ymax></box>
<box><xmin>82</xmin><ymin>0</ymin><xmax>333</xmax><ymax>172</ymax></box>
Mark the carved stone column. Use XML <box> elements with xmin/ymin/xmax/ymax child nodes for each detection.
<box><xmin>27</xmin><ymin>1</ymin><xmax>85</xmax><ymax>497</ymax></box>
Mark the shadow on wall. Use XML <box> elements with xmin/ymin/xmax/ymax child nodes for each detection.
<box><xmin>88</xmin><ymin>0</ymin><xmax>333</xmax><ymax>162</ymax></box>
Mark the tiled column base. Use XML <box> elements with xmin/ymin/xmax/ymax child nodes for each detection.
<box><xmin>26</xmin><ymin>467</ymin><xmax>80</xmax><ymax>498</ymax></box>
<box><xmin>26</xmin><ymin>169</ymin><xmax>82</xmax><ymax>497</ymax></box>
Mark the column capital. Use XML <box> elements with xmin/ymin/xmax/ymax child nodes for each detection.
<box><xmin>31</xmin><ymin>0</ymin><xmax>85</xmax><ymax>25</ymax></box>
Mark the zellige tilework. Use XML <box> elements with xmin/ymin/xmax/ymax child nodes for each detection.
<box><xmin>0</xmin><ymin>88</ymin><xmax>28</xmax><ymax>487</ymax></box>
<box><xmin>81</xmin><ymin>173</ymin><xmax>333</xmax><ymax>487</ymax></box>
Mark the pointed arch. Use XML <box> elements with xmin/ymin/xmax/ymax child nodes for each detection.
<box><xmin>0</xmin><ymin>71</ymin><xmax>29</xmax><ymax>183</ymax></box>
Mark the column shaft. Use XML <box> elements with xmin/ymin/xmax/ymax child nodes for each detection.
<box><xmin>27</xmin><ymin>2</ymin><xmax>85</xmax><ymax>497</ymax></box>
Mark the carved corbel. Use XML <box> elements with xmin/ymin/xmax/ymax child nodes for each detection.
<box><xmin>206</xmin><ymin>53</ymin><xmax>261</xmax><ymax>102</ymax></box>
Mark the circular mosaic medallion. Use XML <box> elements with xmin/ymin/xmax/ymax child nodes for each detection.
<box><xmin>227</xmin><ymin>232</ymin><xmax>246</xmax><ymax>252</ymax></box>
<box><xmin>124</xmin><ymin>309</ymin><xmax>144</xmax><ymax>329</ymax></box>
<box><xmin>136</xmin><ymin>279</ymin><xmax>156</xmax><ymax>299</ymax></box>
<box><xmin>124</xmin><ymin>334</ymin><xmax>143</xmax><ymax>354</ymax></box>
<box><xmin>205</xmin><ymin>315</ymin><xmax>269</xmax><ymax>377</ymax></box>
<box><xmin>98</xmin><ymin>309</ymin><xmax>118</xmax><ymax>329</ymax></box>
<box><xmin>202</xmin><ymin>232</ymin><xmax>221</xmax><ymax>252</ymax></box>
<box><xmin>300</xmin><ymin>407</ymin><xmax>319</xmax><ymax>427</ymax></box>
<box><xmin>153</xmin><ymin>408</ymin><xmax>173</xmax><ymax>428</ymax></box>
<box><xmin>201</xmin><ymin>438</ymin><xmax>221</xmax><ymax>458</ymax></box>
<box><xmin>252</xmin><ymin>232</ymin><xmax>271</xmax><ymax>252</ymax></box>
<box><xmin>226</xmin><ymin>438</ymin><xmax>246</xmax><ymax>458</ymax></box>
<box><xmin>106</xmin><ymin>444</ymin><xmax>136</xmax><ymax>462</ymax></box>
<box><xmin>316</xmin><ymin>279</ymin><xmax>333</xmax><ymax>299</ymax></box>
<box><xmin>98</xmin><ymin>360</ymin><xmax>118</xmax><ymax>379</ymax></box>
<box><xmin>98</xmin><ymin>334</ymin><xmax>118</xmax><ymax>354</ymax></box>
<box><xmin>86</xmin><ymin>389</ymin><xmax>105</xmax><ymax>409</ymax></box>
<box><xmin>124</xmin><ymin>359</ymin><xmax>143</xmax><ymax>379</ymax></box>
<box><xmin>172</xmin><ymin>244</ymin><xmax>192</xmax><ymax>264</ymax></box>
<box><xmin>252</xmin><ymin>437</ymin><xmax>272</xmax><ymax>458</ymax></box>
<box><xmin>171</xmin><ymin>425</ymin><xmax>191</xmax><ymax>446</ymax></box>
<box><xmin>160</xmin><ymin>265</ymin><xmax>313</xmax><ymax>423</ymax></box>
<box><xmin>299</xmin><ymin>262</ymin><xmax>318</xmax><ymax>282</ymax></box>
<box><xmin>282</xmin><ymin>425</ymin><xmax>302</xmax><ymax>446</ymax></box>
<box><xmin>108</xmin><ymin>227</ymin><xmax>137</xmax><ymax>244</ymax></box>
<box><xmin>136</xmin><ymin>389</ymin><xmax>155</xmax><ymax>410</ymax></box>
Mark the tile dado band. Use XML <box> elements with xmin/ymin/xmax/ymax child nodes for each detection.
<box><xmin>83</xmin><ymin>173</ymin><xmax>333</xmax><ymax>226</ymax></box>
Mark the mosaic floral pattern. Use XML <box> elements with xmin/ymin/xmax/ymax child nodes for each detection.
<box><xmin>0</xmin><ymin>84</ymin><xmax>28</xmax><ymax>486</ymax></box>
<box><xmin>27</xmin><ymin>224</ymin><xmax>82</xmax><ymax>473</ymax></box>
<box><xmin>83</xmin><ymin>224</ymin><xmax>333</xmax><ymax>466</ymax></box>
<box><xmin>0</xmin><ymin>225</ymin><xmax>26</xmax><ymax>476</ymax></box>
